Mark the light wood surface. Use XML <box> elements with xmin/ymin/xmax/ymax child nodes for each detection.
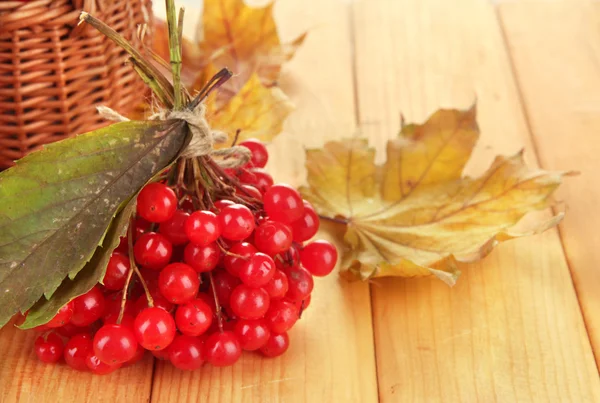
<box><xmin>1</xmin><ymin>0</ymin><xmax>599</xmax><ymax>402</ymax></box>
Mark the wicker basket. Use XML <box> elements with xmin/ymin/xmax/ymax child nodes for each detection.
<box><xmin>0</xmin><ymin>0</ymin><xmax>153</xmax><ymax>169</ymax></box>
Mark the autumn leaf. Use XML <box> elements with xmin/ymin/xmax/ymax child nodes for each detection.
<box><xmin>197</xmin><ymin>0</ymin><xmax>306</xmax><ymax>94</ymax></box>
<box><xmin>206</xmin><ymin>73</ymin><xmax>294</xmax><ymax>144</ymax></box>
<box><xmin>300</xmin><ymin>106</ymin><xmax>566</xmax><ymax>285</ymax></box>
<box><xmin>0</xmin><ymin>120</ymin><xmax>189</xmax><ymax>327</ymax></box>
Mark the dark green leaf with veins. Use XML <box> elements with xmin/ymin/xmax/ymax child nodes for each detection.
<box><xmin>0</xmin><ymin>119</ymin><xmax>189</xmax><ymax>327</ymax></box>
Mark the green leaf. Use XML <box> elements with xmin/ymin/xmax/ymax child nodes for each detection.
<box><xmin>0</xmin><ymin>119</ymin><xmax>189</xmax><ymax>328</ymax></box>
<box><xmin>19</xmin><ymin>199</ymin><xmax>136</xmax><ymax>329</ymax></box>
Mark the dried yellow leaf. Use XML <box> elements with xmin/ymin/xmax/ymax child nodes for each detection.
<box><xmin>301</xmin><ymin>106</ymin><xmax>566</xmax><ymax>285</ymax></box>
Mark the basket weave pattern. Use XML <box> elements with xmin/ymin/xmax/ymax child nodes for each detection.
<box><xmin>0</xmin><ymin>0</ymin><xmax>153</xmax><ymax>169</ymax></box>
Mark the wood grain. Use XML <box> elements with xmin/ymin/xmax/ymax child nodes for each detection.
<box><xmin>0</xmin><ymin>319</ymin><xmax>154</xmax><ymax>403</ymax></box>
<box><xmin>352</xmin><ymin>0</ymin><xmax>600</xmax><ymax>401</ymax></box>
<box><xmin>498</xmin><ymin>0</ymin><xmax>600</xmax><ymax>368</ymax></box>
<box><xmin>149</xmin><ymin>1</ymin><xmax>379</xmax><ymax>402</ymax></box>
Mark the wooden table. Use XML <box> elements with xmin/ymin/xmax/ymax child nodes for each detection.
<box><xmin>2</xmin><ymin>0</ymin><xmax>600</xmax><ymax>401</ymax></box>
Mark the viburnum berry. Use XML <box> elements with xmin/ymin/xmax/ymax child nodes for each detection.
<box><xmin>168</xmin><ymin>335</ymin><xmax>205</xmax><ymax>370</ymax></box>
<box><xmin>34</xmin><ymin>333</ymin><xmax>64</xmax><ymax>363</ymax></box>
<box><xmin>102</xmin><ymin>313</ymin><xmax>136</xmax><ymax>329</ymax></box>
<box><xmin>136</xmin><ymin>182</ymin><xmax>178</xmax><ymax>223</ymax></box>
<box><xmin>239</xmin><ymin>139</ymin><xmax>269</xmax><ymax>168</ymax></box>
<box><xmin>239</xmin><ymin>252</ymin><xmax>276</xmax><ymax>288</ymax></box>
<box><xmin>45</xmin><ymin>301</ymin><xmax>74</xmax><ymax>328</ymax></box>
<box><xmin>133</xmin><ymin>291</ymin><xmax>174</xmax><ymax>315</ymax></box>
<box><xmin>291</xmin><ymin>201</ymin><xmax>320</xmax><ymax>242</ymax></box>
<box><xmin>158</xmin><ymin>263</ymin><xmax>200</xmax><ymax>304</ymax></box>
<box><xmin>126</xmin><ymin>344</ymin><xmax>146</xmax><ymax>366</ymax></box>
<box><xmin>175</xmin><ymin>299</ymin><xmax>213</xmax><ymax>336</ymax></box>
<box><xmin>284</xmin><ymin>265</ymin><xmax>314</xmax><ymax>301</ymax></box>
<box><xmin>212</xmin><ymin>269</ymin><xmax>241</xmax><ymax>305</ymax></box>
<box><xmin>300</xmin><ymin>240</ymin><xmax>338</xmax><ymax>277</ymax></box>
<box><xmin>239</xmin><ymin>168</ymin><xmax>273</xmax><ymax>194</ymax></box>
<box><xmin>263</xmin><ymin>270</ymin><xmax>289</xmax><ymax>299</ymax></box>
<box><xmin>70</xmin><ymin>287</ymin><xmax>106</xmax><ymax>327</ymax></box>
<box><xmin>134</xmin><ymin>232</ymin><xmax>173</xmax><ymax>270</ymax></box>
<box><xmin>229</xmin><ymin>285</ymin><xmax>270</xmax><ymax>320</ymax></box>
<box><xmin>265</xmin><ymin>300</ymin><xmax>299</xmax><ymax>334</ymax></box>
<box><xmin>184</xmin><ymin>242</ymin><xmax>221</xmax><ymax>273</ymax></box>
<box><xmin>184</xmin><ymin>210</ymin><xmax>221</xmax><ymax>246</ymax></box>
<box><xmin>288</xmin><ymin>295</ymin><xmax>312</xmax><ymax>314</ymax></box>
<box><xmin>159</xmin><ymin>210</ymin><xmax>190</xmax><ymax>245</ymax></box>
<box><xmin>254</xmin><ymin>221</ymin><xmax>293</xmax><ymax>256</ymax></box>
<box><xmin>93</xmin><ymin>324</ymin><xmax>138</xmax><ymax>365</ymax></box>
<box><xmin>239</xmin><ymin>184</ymin><xmax>263</xmax><ymax>200</ymax></box>
<box><xmin>103</xmin><ymin>252</ymin><xmax>131</xmax><ymax>291</ymax></box>
<box><xmin>55</xmin><ymin>323</ymin><xmax>91</xmax><ymax>338</ymax></box>
<box><xmin>260</xmin><ymin>332</ymin><xmax>289</xmax><ymax>358</ymax></box>
<box><xmin>86</xmin><ymin>353</ymin><xmax>121</xmax><ymax>375</ymax></box>
<box><xmin>234</xmin><ymin>319</ymin><xmax>270</xmax><ymax>351</ymax></box>
<box><xmin>134</xmin><ymin>307</ymin><xmax>177</xmax><ymax>351</ymax></box>
<box><xmin>213</xmin><ymin>199</ymin><xmax>234</xmax><ymax>212</ymax></box>
<box><xmin>263</xmin><ymin>184</ymin><xmax>304</xmax><ymax>224</ymax></box>
<box><xmin>218</xmin><ymin>204</ymin><xmax>255</xmax><ymax>241</ymax></box>
<box><xmin>223</xmin><ymin>242</ymin><xmax>257</xmax><ymax>276</ymax></box>
<box><xmin>64</xmin><ymin>333</ymin><xmax>93</xmax><ymax>371</ymax></box>
<box><xmin>204</xmin><ymin>331</ymin><xmax>242</xmax><ymax>367</ymax></box>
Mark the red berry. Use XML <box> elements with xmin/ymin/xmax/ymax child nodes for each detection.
<box><xmin>168</xmin><ymin>335</ymin><xmax>205</xmax><ymax>370</ymax></box>
<box><xmin>213</xmin><ymin>199</ymin><xmax>234</xmax><ymax>212</ymax></box>
<box><xmin>218</xmin><ymin>204</ymin><xmax>255</xmax><ymax>241</ymax></box>
<box><xmin>204</xmin><ymin>331</ymin><xmax>242</xmax><ymax>367</ymax></box>
<box><xmin>230</xmin><ymin>285</ymin><xmax>270</xmax><ymax>320</ymax></box>
<box><xmin>254</xmin><ymin>221</ymin><xmax>293</xmax><ymax>256</ymax></box>
<box><xmin>86</xmin><ymin>353</ymin><xmax>121</xmax><ymax>375</ymax></box>
<box><xmin>55</xmin><ymin>323</ymin><xmax>90</xmax><ymax>338</ymax></box>
<box><xmin>300</xmin><ymin>240</ymin><xmax>338</xmax><ymax>277</ymax></box>
<box><xmin>234</xmin><ymin>319</ymin><xmax>270</xmax><ymax>351</ymax></box>
<box><xmin>159</xmin><ymin>210</ymin><xmax>190</xmax><ymax>245</ymax></box>
<box><xmin>239</xmin><ymin>139</ymin><xmax>269</xmax><ymax>168</ymax></box>
<box><xmin>152</xmin><ymin>348</ymin><xmax>171</xmax><ymax>361</ymax></box>
<box><xmin>136</xmin><ymin>183</ymin><xmax>177</xmax><ymax>223</ymax></box>
<box><xmin>133</xmin><ymin>232</ymin><xmax>173</xmax><ymax>270</ymax></box>
<box><xmin>158</xmin><ymin>263</ymin><xmax>199</xmax><ymax>304</ymax></box>
<box><xmin>263</xmin><ymin>184</ymin><xmax>304</xmax><ymax>224</ymax></box>
<box><xmin>126</xmin><ymin>344</ymin><xmax>146</xmax><ymax>366</ymax></box>
<box><xmin>223</xmin><ymin>242</ymin><xmax>257</xmax><ymax>276</ymax></box>
<box><xmin>184</xmin><ymin>211</ymin><xmax>221</xmax><ymax>246</ymax></box>
<box><xmin>71</xmin><ymin>287</ymin><xmax>105</xmax><ymax>327</ymax></box>
<box><xmin>291</xmin><ymin>201</ymin><xmax>320</xmax><ymax>242</ymax></box>
<box><xmin>103</xmin><ymin>252</ymin><xmax>131</xmax><ymax>291</ymax></box>
<box><xmin>288</xmin><ymin>295</ymin><xmax>312</xmax><ymax>314</ymax></box>
<box><xmin>212</xmin><ymin>270</ymin><xmax>241</xmax><ymax>305</ymax></box>
<box><xmin>239</xmin><ymin>252</ymin><xmax>276</xmax><ymax>288</ymax></box>
<box><xmin>93</xmin><ymin>324</ymin><xmax>138</xmax><ymax>365</ymax></box>
<box><xmin>103</xmin><ymin>313</ymin><xmax>136</xmax><ymax>329</ymax></box>
<box><xmin>260</xmin><ymin>332</ymin><xmax>289</xmax><ymax>357</ymax></box>
<box><xmin>45</xmin><ymin>302</ymin><xmax>74</xmax><ymax>328</ymax></box>
<box><xmin>133</xmin><ymin>291</ymin><xmax>174</xmax><ymax>315</ymax></box>
<box><xmin>243</xmin><ymin>168</ymin><xmax>274</xmax><ymax>194</ymax></box>
<box><xmin>175</xmin><ymin>299</ymin><xmax>213</xmax><ymax>336</ymax></box>
<box><xmin>34</xmin><ymin>333</ymin><xmax>64</xmax><ymax>363</ymax></box>
<box><xmin>239</xmin><ymin>184</ymin><xmax>263</xmax><ymax>200</ymax></box>
<box><xmin>134</xmin><ymin>307</ymin><xmax>177</xmax><ymax>351</ymax></box>
<box><xmin>263</xmin><ymin>270</ymin><xmax>289</xmax><ymax>299</ymax></box>
<box><xmin>284</xmin><ymin>266</ymin><xmax>314</xmax><ymax>301</ymax></box>
<box><xmin>265</xmin><ymin>300</ymin><xmax>298</xmax><ymax>334</ymax></box>
<box><xmin>64</xmin><ymin>333</ymin><xmax>93</xmax><ymax>371</ymax></box>
<box><xmin>184</xmin><ymin>242</ymin><xmax>221</xmax><ymax>273</ymax></box>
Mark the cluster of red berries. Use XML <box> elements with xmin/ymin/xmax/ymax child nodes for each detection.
<box><xmin>27</xmin><ymin>139</ymin><xmax>337</xmax><ymax>374</ymax></box>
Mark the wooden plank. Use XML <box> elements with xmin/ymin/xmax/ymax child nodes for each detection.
<box><xmin>149</xmin><ymin>1</ymin><xmax>379</xmax><ymax>402</ymax></box>
<box><xmin>352</xmin><ymin>0</ymin><xmax>600</xmax><ymax>402</ymax></box>
<box><xmin>0</xmin><ymin>319</ymin><xmax>154</xmax><ymax>403</ymax></box>
<box><xmin>498</xmin><ymin>0</ymin><xmax>600</xmax><ymax>368</ymax></box>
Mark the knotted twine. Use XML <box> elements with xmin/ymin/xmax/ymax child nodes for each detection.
<box><xmin>97</xmin><ymin>103</ymin><xmax>251</xmax><ymax>168</ymax></box>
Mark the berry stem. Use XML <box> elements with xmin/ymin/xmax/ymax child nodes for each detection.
<box><xmin>207</xmin><ymin>271</ymin><xmax>224</xmax><ymax>332</ymax></box>
<box><xmin>124</xmin><ymin>218</ymin><xmax>155</xmax><ymax>316</ymax></box>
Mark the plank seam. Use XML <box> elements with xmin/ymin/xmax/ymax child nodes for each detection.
<box><xmin>493</xmin><ymin>2</ymin><xmax>600</xmax><ymax>375</ymax></box>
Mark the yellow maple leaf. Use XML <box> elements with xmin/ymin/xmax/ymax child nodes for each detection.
<box><xmin>206</xmin><ymin>73</ymin><xmax>294</xmax><ymax>144</ymax></box>
<box><xmin>197</xmin><ymin>0</ymin><xmax>306</xmax><ymax>96</ymax></box>
<box><xmin>300</xmin><ymin>106</ymin><xmax>567</xmax><ymax>285</ymax></box>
